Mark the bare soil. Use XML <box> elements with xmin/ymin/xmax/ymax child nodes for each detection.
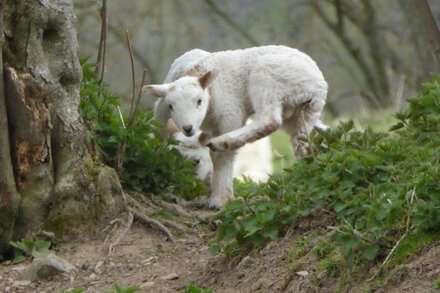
<box><xmin>1</xmin><ymin>211</ymin><xmax>439</xmax><ymax>293</ymax></box>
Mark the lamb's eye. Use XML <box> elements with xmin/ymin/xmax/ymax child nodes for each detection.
<box><xmin>194</xmin><ymin>159</ymin><xmax>200</xmax><ymax>165</ymax></box>
<box><xmin>168</xmin><ymin>104</ymin><xmax>173</xmax><ymax>111</ymax></box>
<box><xmin>197</xmin><ymin>99</ymin><xmax>202</xmax><ymax>106</ymax></box>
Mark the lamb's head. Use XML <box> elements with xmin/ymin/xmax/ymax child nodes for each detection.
<box><xmin>144</xmin><ymin>70</ymin><xmax>218</xmax><ymax>137</ymax></box>
<box><xmin>166</xmin><ymin>119</ymin><xmax>213</xmax><ymax>186</ymax></box>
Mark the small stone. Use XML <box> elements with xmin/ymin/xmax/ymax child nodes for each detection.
<box><xmin>12</xmin><ymin>280</ymin><xmax>32</xmax><ymax>287</ymax></box>
<box><xmin>22</xmin><ymin>253</ymin><xmax>76</xmax><ymax>281</ymax></box>
<box><xmin>142</xmin><ymin>257</ymin><xmax>154</xmax><ymax>265</ymax></box>
<box><xmin>4</xmin><ymin>286</ymin><xmax>11</xmax><ymax>292</ymax></box>
<box><xmin>89</xmin><ymin>273</ymin><xmax>97</xmax><ymax>280</ymax></box>
<box><xmin>140</xmin><ymin>281</ymin><xmax>155</xmax><ymax>288</ymax></box>
<box><xmin>94</xmin><ymin>260</ymin><xmax>104</xmax><ymax>275</ymax></box>
<box><xmin>236</xmin><ymin>256</ymin><xmax>251</xmax><ymax>268</ymax></box>
<box><xmin>160</xmin><ymin>273</ymin><xmax>179</xmax><ymax>280</ymax></box>
<box><xmin>8</xmin><ymin>278</ymin><xmax>14</xmax><ymax>283</ymax></box>
<box><xmin>295</xmin><ymin>271</ymin><xmax>309</xmax><ymax>277</ymax></box>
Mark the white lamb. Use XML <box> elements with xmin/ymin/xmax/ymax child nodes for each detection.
<box><xmin>166</xmin><ymin>119</ymin><xmax>213</xmax><ymax>186</ymax></box>
<box><xmin>144</xmin><ymin>45</ymin><xmax>327</xmax><ymax>209</ymax></box>
<box><xmin>168</xmin><ymin>118</ymin><xmax>273</xmax><ymax>183</ymax></box>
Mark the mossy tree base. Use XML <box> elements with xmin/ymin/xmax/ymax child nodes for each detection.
<box><xmin>0</xmin><ymin>0</ymin><xmax>125</xmax><ymax>254</ymax></box>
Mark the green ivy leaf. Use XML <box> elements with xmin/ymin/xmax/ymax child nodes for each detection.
<box><xmin>361</xmin><ymin>244</ymin><xmax>380</xmax><ymax>261</ymax></box>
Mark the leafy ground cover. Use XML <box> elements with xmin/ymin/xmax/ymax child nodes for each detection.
<box><xmin>79</xmin><ymin>61</ymin><xmax>206</xmax><ymax>199</ymax></box>
<box><xmin>1</xmin><ymin>66</ymin><xmax>439</xmax><ymax>293</ymax></box>
<box><xmin>213</xmin><ymin>77</ymin><xmax>440</xmax><ymax>286</ymax></box>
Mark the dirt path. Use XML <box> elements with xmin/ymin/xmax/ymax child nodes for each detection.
<box><xmin>1</xmin><ymin>216</ymin><xmax>439</xmax><ymax>293</ymax></box>
<box><xmin>0</xmin><ymin>223</ymin><xmax>213</xmax><ymax>293</ymax></box>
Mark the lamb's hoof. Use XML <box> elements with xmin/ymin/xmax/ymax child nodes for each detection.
<box><xmin>207</xmin><ymin>142</ymin><xmax>217</xmax><ymax>152</ymax></box>
<box><xmin>208</xmin><ymin>202</ymin><xmax>221</xmax><ymax>210</ymax></box>
<box><xmin>208</xmin><ymin>195</ymin><xmax>232</xmax><ymax>210</ymax></box>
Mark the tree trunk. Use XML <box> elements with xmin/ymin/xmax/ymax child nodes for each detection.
<box><xmin>400</xmin><ymin>1</ymin><xmax>440</xmax><ymax>86</ymax></box>
<box><xmin>411</xmin><ymin>0</ymin><xmax>440</xmax><ymax>65</ymax></box>
<box><xmin>0</xmin><ymin>0</ymin><xmax>124</xmax><ymax>254</ymax></box>
<box><xmin>0</xmin><ymin>0</ymin><xmax>21</xmax><ymax>254</ymax></box>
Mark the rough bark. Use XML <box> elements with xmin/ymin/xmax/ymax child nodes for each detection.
<box><xmin>400</xmin><ymin>1</ymin><xmax>440</xmax><ymax>86</ymax></box>
<box><xmin>0</xmin><ymin>0</ymin><xmax>21</xmax><ymax>254</ymax></box>
<box><xmin>412</xmin><ymin>0</ymin><xmax>440</xmax><ymax>65</ymax></box>
<box><xmin>0</xmin><ymin>0</ymin><xmax>124</xmax><ymax>253</ymax></box>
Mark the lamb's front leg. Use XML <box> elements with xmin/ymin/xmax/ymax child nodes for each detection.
<box><xmin>208</xmin><ymin>150</ymin><xmax>236</xmax><ymax>209</ymax></box>
<box><xmin>207</xmin><ymin>106</ymin><xmax>282</xmax><ymax>151</ymax></box>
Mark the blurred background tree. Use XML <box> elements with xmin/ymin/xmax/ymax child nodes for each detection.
<box><xmin>73</xmin><ymin>0</ymin><xmax>440</xmax><ymax>116</ymax></box>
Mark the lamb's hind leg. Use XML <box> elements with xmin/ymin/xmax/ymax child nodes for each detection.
<box><xmin>206</xmin><ymin>106</ymin><xmax>283</xmax><ymax>152</ymax></box>
<box><xmin>283</xmin><ymin>100</ymin><xmax>324</xmax><ymax>158</ymax></box>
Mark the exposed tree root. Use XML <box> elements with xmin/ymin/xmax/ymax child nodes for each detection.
<box><xmin>103</xmin><ymin>212</ymin><xmax>134</xmax><ymax>256</ymax></box>
<box><xmin>128</xmin><ymin>205</ymin><xmax>174</xmax><ymax>242</ymax></box>
<box><xmin>103</xmin><ymin>190</ymin><xmax>217</xmax><ymax>255</ymax></box>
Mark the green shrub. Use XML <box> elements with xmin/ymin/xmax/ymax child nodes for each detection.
<box><xmin>184</xmin><ymin>283</ymin><xmax>213</xmax><ymax>293</ymax></box>
<box><xmin>9</xmin><ymin>238</ymin><xmax>53</xmax><ymax>263</ymax></box>
<box><xmin>318</xmin><ymin>256</ymin><xmax>341</xmax><ymax>278</ymax></box>
<box><xmin>212</xmin><ymin>77</ymin><xmax>440</xmax><ymax>264</ymax></box>
<box><xmin>79</xmin><ymin>60</ymin><xmax>207</xmax><ymax>199</ymax></box>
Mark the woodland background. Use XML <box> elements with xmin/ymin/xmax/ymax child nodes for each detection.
<box><xmin>74</xmin><ymin>0</ymin><xmax>440</xmax><ymax>115</ymax></box>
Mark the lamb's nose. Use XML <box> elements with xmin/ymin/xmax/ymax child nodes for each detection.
<box><xmin>182</xmin><ymin>125</ymin><xmax>193</xmax><ymax>135</ymax></box>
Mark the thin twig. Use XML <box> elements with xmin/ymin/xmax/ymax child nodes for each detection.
<box><xmin>116</xmin><ymin>105</ymin><xmax>126</xmax><ymax>175</ymax></box>
<box><xmin>96</xmin><ymin>0</ymin><xmax>108</xmax><ymax>119</ymax></box>
<box><xmin>96</xmin><ymin>0</ymin><xmax>108</xmax><ymax>87</ymax></box>
<box><xmin>103</xmin><ymin>219</ymin><xmax>120</xmax><ymax>244</ymax></box>
<box><xmin>126</xmin><ymin>30</ymin><xmax>136</xmax><ymax>119</ymax></box>
<box><xmin>129</xmin><ymin>68</ymin><xmax>149</xmax><ymax>125</ymax></box>
<box><xmin>327</xmin><ymin>223</ymin><xmax>391</xmax><ymax>249</ymax></box>
<box><xmin>117</xmin><ymin>106</ymin><xmax>126</xmax><ymax>129</ymax></box>
<box><xmin>107</xmin><ymin>212</ymin><xmax>134</xmax><ymax>256</ymax></box>
<box><xmin>368</xmin><ymin>187</ymin><xmax>416</xmax><ymax>281</ymax></box>
<box><xmin>367</xmin><ymin>230</ymin><xmax>407</xmax><ymax>281</ymax></box>
<box><xmin>106</xmin><ymin>23</ymin><xmax>157</xmax><ymax>83</ymax></box>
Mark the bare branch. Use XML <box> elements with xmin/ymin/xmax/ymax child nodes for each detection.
<box><xmin>126</xmin><ymin>30</ymin><xmax>136</xmax><ymax>119</ymax></box>
<box><xmin>202</xmin><ymin>0</ymin><xmax>259</xmax><ymax>46</ymax></box>
<box><xmin>96</xmin><ymin>0</ymin><xmax>108</xmax><ymax>84</ymax></box>
<box><xmin>131</xmin><ymin>68</ymin><xmax>149</xmax><ymax>123</ymax></box>
<box><xmin>311</xmin><ymin>0</ymin><xmax>388</xmax><ymax>107</ymax></box>
<box><xmin>107</xmin><ymin>23</ymin><xmax>158</xmax><ymax>83</ymax></box>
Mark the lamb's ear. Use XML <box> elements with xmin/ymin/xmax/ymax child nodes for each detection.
<box><xmin>142</xmin><ymin>84</ymin><xmax>170</xmax><ymax>97</ymax></box>
<box><xmin>166</xmin><ymin>118</ymin><xmax>180</xmax><ymax>134</ymax></box>
<box><xmin>198</xmin><ymin>69</ymin><xmax>219</xmax><ymax>89</ymax></box>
